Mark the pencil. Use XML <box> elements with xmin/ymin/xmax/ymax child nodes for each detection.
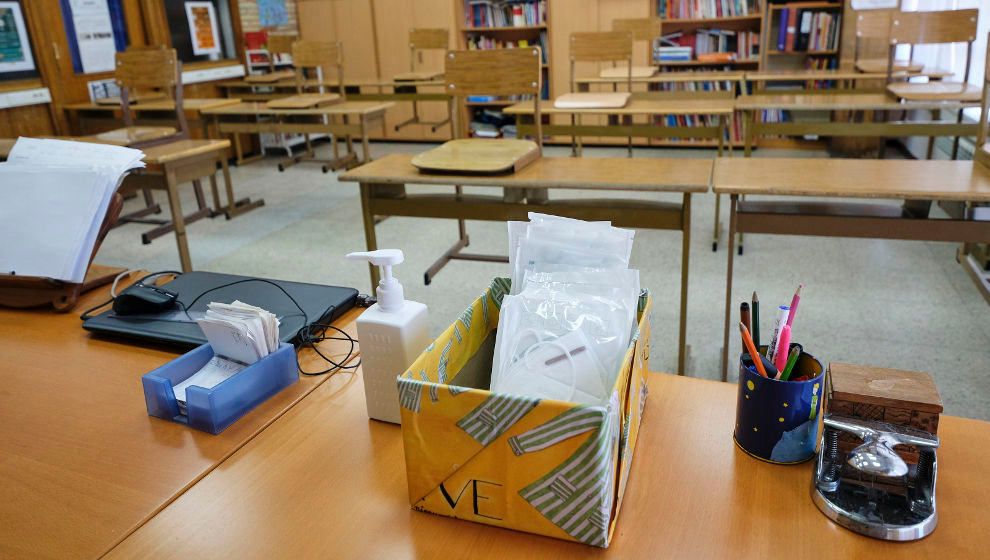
<box><xmin>740</xmin><ymin>302</ymin><xmax>751</xmax><ymax>338</ymax></box>
<box><xmin>780</xmin><ymin>347</ymin><xmax>800</xmax><ymax>381</ymax></box>
<box><xmin>787</xmin><ymin>284</ymin><xmax>802</xmax><ymax>328</ymax></box>
<box><xmin>751</xmin><ymin>291</ymin><xmax>760</xmax><ymax>349</ymax></box>
<box><xmin>739</xmin><ymin>322</ymin><xmax>767</xmax><ymax>378</ymax></box>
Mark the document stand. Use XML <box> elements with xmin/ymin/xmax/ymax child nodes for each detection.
<box><xmin>0</xmin><ymin>191</ymin><xmax>125</xmax><ymax>312</ymax></box>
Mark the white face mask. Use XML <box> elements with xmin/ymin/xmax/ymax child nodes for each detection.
<box><xmin>496</xmin><ymin>329</ymin><xmax>611</xmax><ymax>406</ymax></box>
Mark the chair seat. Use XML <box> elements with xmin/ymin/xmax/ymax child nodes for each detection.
<box><xmin>554</xmin><ymin>92</ymin><xmax>631</xmax><ymax>109</ymax></box>
<box><xmin>886</xmin><ymin>81</ymin><xmax>982</xmax><ymax>102</ymax></box>
<box><xmin>140</xmin><ymin>139</ymin><xmax>231</xmax><ymax>165</ymax></box>
<box><xmin>856</xmin><ymin>58</ymin><xmax>924</xmax><ymax>73</ymax></box>
<box><xmin>599</xmin><ymin>66</ymin><xmax>657</xmax><ymax>79</ymax></box>
<box><xmin>265</xmin><ymin>93</ymin><xmax>341</xmax><ymax>109</ymax></box>
<box><xmin>411</xmin><ymin>138</ymin><xmax>540</xmax><ymax>175</ymax></box>
<box><xmin>83</xmin><ymin>126</ymin><xmax>177</xmax><ymax>146</ymax></box>
<box><xmin>394</xmin><ymin>71</ymin><xmax>443</xmax><ymax>81</ymax></box>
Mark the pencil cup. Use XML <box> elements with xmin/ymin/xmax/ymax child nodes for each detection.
<box><xmin>733</xmin><ymin>344</ymin><xmax>824</xmax><ymax>464</ymax></box>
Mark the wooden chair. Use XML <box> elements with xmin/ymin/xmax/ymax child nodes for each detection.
<box><xmin>266</xmin><ymin>33</ymin><xmax>297</xmax><ymax>73</ymax></box>
<box><xmin>417</xmin><ymin>46</ymin><xmax>544</xmax><ymax>283</ymax></box>
<box><xmin>275</xmin><ymin>40</ymin><xmax>348</xmax><ymax>172</ymax></box>
<box><xmin>885</xmin><ymin>8</ymin><xmax>981</xmax><ymax>159</ymax></box>
<box><xmin>612</xmin><ymin>18</ymin><xmax>663</xmax><ymax>70</ymax></box>
<box><xmin>393</xmin><ymin>28</ymin><xmax>451</xmax><ymax>133</ymax></box>
<box><xmin>85</xmin><ymin>47</ymin><xmax>188</xmax><ymax>148</ymax></box>
<box><xmin>855</xmin><ymin>9</ymin><xmax>924</xmax><ymax>75</ymax></box>
<box><xmin>568</xmin><ymin>31</ymin><xmax>634</xmax><ymax>156</ymax></box>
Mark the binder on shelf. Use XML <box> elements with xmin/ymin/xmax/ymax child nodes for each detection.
<box><xmin>785</xmin><ymin>8</ymin><xmax>798</xmax><ymax>52</ymax></box>
<box><xmin>777</xmin><ymin>9</ymin><xmax>788</xmax><ymax>51</ymax></box>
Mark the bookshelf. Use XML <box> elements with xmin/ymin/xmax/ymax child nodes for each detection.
<box><xmin>456</xmin><ymin>1</ymin><xmax>550</xmax><ymax>137</ymax></box>
<box><xmin>760</xmin><ymin>2</ymin><xmax>843</xmax><ymax>70</ymax></box>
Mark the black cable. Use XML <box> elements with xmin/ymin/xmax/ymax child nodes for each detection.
<box><xmin>81</xmin><ymin>271</ymin><xmax>360</xmax><ymax>376</ymax></box>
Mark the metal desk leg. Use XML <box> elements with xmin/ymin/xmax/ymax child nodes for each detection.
<box><xmin>163</xmin><ymin>164</ymin><xmax>193</xmax><ymax>273</ymax></box>
<box><xmin>926</xmin><ymin>109</ymin><xmax>937</xmax><ymax>160</ymax></box>
<box><xmin>360</xmin><ymin>182</ymin><xmax>381</xmax><ymax>288</ymax></box>
<box><xmin>951</xmin><ymin>108</ymin><xmax>963</xmax><ymax>160</ymax></box>
<box><xmin>721</xmin><ymin>194</ymin><xmax>739</xmax><ymax>382</ymax></box>
<box><xmin>679</xmin><ymin>192</ymin><xmax>691</xmax><ymax>376</ymax></box>
<box><xmin>219</xmin><ymin>150</ymin><xmax>264</xmax><ymax>218</ymax></box>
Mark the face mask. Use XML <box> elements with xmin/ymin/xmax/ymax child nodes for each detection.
<box><xmin>495</xmin><ymin>329</ymin><xmax>611</xmax><ymax>406</ymax></box>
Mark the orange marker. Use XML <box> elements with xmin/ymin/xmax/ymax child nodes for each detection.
<box><xmin>739</xmin><ymin>322</ymin><xmax>768</xmax><ymax>378</ymax></box>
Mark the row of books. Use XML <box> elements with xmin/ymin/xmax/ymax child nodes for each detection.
<box><xmin>657</xmin><ymin>30</ymin><xmax>760</xmax><ymax>61</ymax></box>
<box><xmin>465</xmin><ymin>1</ymin><xmax>546</xmax><ymax>28</ymax></box>
<box><xmin>804</xmin><ymin>56</ymin><xmax>839</xmax><ymax>89</ymax></box>
<box><xmin>653</xmin><ymin>114</ymin><xmax>745</xmax><ymax>143</ymax></box>
<box><xmin>465</xmin><ymin>31</ymin><xmax>549</xmax><ymax>62</ymax></box>
<box><xmin>657</xmin><ymin>0</ymin><xmax>763</xmax><ymax>19</ymax></box>
<box><xmin>775</xmin><ymin>9</ymin><xmax>841</xmax><ymax>52</ymax></box>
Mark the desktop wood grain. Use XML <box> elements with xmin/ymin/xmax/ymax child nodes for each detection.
<box><xmin>505</xmin><ymin>97</ymin><xmax>735</xmax><ymax>115</ymax></box>
<box><xmin>0</xmin><ymin>278</ymin><xmax>361</xmax><ymax>559</ymax></box>
<box><xmin>713</xmin><ymin>158</ymin><xmax>990</xmax><ymax>201</ymax></box>
<box><xmin>105</xmin><ymin>373</ymin><xmax>990</xmax><ymax>558</ymax></box>
<box><xmin>735</xmin><ymin>92</ymin><xmax>977</xmax><ymax>111</ymax></box>
<box><xmin>339</xmin><ymin>154</ymin><xmax>712</xmax><ymax>192</ymax></box>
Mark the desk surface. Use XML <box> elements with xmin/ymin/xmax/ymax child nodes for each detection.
<box><xmin>736</xmin><ymin>92</ymin><xmax>978</xmax><ymax>111</ymax></box>
<box><xmin>0</xmin><ymin>275</ymin><xmax>361</xmax><ymax>559</ymax></box>
<box><xmin>746</xmin><ymin>69</ymin><xmax>890</xmax><ymax>81</ymax></box>
<box><xmin>504</xmin><ymin>97</ymin><xmax>736</xmax><ymax>116</ymax></box>
<box><xmin>712</xmin><ymin>157</ymin><xmax>990</xmax><ymax>201</ymax></box>
<box><xmin>104</xmin><ymin>372</ymin><xmax>990</xmax><ymax>558</ymax></box>
<box><xmin>219</xmin><ymin>78</ymin><xmax>444</xmax><ymax>88</ymax></box>
<box><xmin>575</xmin><ymin>70</ymin><xmax>745</xmax><ymax>84</ymax></box>
<box><xmin>200</xmin><ymin>100</ymin><xmax>394</xmax><ymax>116</ymax></box>
<box><xmin>339</xmin><ymin>153</ymin><xmax>712</xmax><ymax>192</ymax></box>
<box><xmin>64</xmin><ymin>98</ymin><xmax>242</xmax><ymax>113</ymax></box>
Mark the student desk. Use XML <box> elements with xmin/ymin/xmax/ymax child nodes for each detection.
<box><xmin>0</xmin><ymin>277</ymin><xmax>361</xmax><ymax>560</ymax></box>
<box><xmin>713</xmin><ymin>157</ymin><xmax>990</xmax><ymax>381</ymax></box>
<box><xmin>63</xmin><ymin>98</ymin><xmax>241</xmax><ymax>138</ymax></box>
<box><xmin>573</xmin><ymin>70</ymin><xmax>746</xmax><ymax>90</ymax></box>
<box><xmin>340</xmin><ymin>154</ymin><xmax>711</xmax><ymax>376</ymax></box>
<box><xmin>505</xmin><ymin>94</ymin><xmax>734</xmax><ymax>254</ymax></box>
<box><xmin>735</xmin><ymin>93</ymin><xmax>979</xmax><ymax>157</ymax></box>
<box><xmin>200</xmin><ymin>101</ymin><xmax>392</xmax><ymax>167</ymax></box>
<box><xmin>102</xmin><ymin>372</ymin><xmax>990</xmax><ymax>558</ymax></box>
<box><xmin>218</xmin><ymin>77</ymin><xmax>447</xmax><ymax>101</ymax></box>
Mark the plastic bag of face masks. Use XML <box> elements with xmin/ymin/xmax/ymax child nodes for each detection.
<box><xmin>508</xmin><ymin>222</ymin><xmax>634</xmax><ymax>295</ymax></box>
<box><xmin>490</xmin><ymin>269</ymin><xmax>640</xmax><ymax>406</ymax></box>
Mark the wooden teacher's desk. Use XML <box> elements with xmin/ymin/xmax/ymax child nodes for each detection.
<box><xmin>713</xmin><ymin>157</ymin><xmax>990</xmax><ymax>381</ymax></box>
<box><xmin>103</xmin><ymin>372</ymin><xmax>990</xmax><ymax>558</ymax></box>
<box><xmin>0</xmin><ymin>278</ymin><xmax>361</xmax><ymax>559</ymax></box>
<box><xmin>340</xmin><ymin>153</ymin><xmax>710</xmax><ymax>375</ymax></box>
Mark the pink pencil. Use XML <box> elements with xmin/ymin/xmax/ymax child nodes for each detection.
<box><xmin>786</xmin><ymin>285</ymin><xmax>802</xmax><ymax>328</ymax></box>
<box><xmin>774</xmin><ymin>325</ymin><xmax>792</xmax><ymax>377</ymax></box>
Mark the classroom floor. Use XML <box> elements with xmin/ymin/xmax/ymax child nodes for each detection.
<box><xmin>95</xmin><ymin>141</ymin><xmax>990</xmax><ymax>421</ymax></box>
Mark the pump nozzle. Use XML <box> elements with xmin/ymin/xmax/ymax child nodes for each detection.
<box><xmin>347</xmin><ymin>249</ymin><xmax>406</xmax><ymax>312</ymax></box>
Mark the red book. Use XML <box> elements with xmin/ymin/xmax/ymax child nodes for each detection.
<box><xmin>785</xmin><ymin>8</ymin><xmax>799</xmax><ymax>52</ymax></box>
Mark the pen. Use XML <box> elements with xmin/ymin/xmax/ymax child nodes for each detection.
<box><xmin>751</xmin><ymin>291</ymin><xmax>760</xmax><ymax>348</ymax></box>
<box><xmin>773</xmin><ymin>325</ymin><xmax>791</xmax><ymax>376</ymax></box>
<box><xmin>780</xmin><ymin>347</ymin><xmax>800</xmax><ymax>381</ymax></box>
<box><xmin>766</xmin><ymin>305</ymin><xmax>790</xmax><ymax>362</ymax></box>
<box><xmin>739</xmin><ymin>322</ymin><xmax>767</xmax><ymax>378</ymax></box>
<box><xmin>740</xmin><ymin>302</ymin><xmax>751</xmax><ymax>340</ymax></box>
<box><xmin>786</xmin><ymin>284</ymin><xmax>802</xmax><ymax>328</ymax></box>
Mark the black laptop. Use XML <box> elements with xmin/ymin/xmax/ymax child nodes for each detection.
<box><xmin>83</xmin><ymin>271</ymin><xmax>358</xmax><ymax>348</ymax></box>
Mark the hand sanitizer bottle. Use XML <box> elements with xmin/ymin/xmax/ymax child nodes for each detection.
<box><xmin>346</xmin><ymin>249</ymin><xmax>430</xmax><ymax>424</ymax></box>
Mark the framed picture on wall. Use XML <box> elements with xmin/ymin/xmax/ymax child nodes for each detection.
<box><xmin>0</xmin><ymin>1</ymin><xmax>36</xmax><ymax>75</ymax></box>
<box><xmin>185</xmin><ymin>1</ymin><xmax>222</xmax><ymax>57</ymax></box>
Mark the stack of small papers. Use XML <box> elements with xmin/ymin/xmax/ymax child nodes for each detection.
<box><xmin>173</xmin><ymin>301</ymin><xmax>280</xmax><ymax>409</ymax></box>
<box><xmin>0</xmin><ymin>137</ymin><xmax>145</xmax><ymax>283</ymax></box>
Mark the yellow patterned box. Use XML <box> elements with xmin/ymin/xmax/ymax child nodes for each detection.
<box><xmin>397</xmin><ymin>278</ymin><xmax>652</xmax><ymax>547</ymax></box>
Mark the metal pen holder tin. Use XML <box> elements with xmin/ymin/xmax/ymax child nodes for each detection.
<box><xmin>734</xmin><ymin>345</ymin><xmax>824</xmax><ymax>464</ymax></box>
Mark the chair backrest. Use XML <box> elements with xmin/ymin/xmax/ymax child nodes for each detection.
<box><xmin>265</xmin><ymin>33</ymin><xmax>297</xmax><ymax>72</ymax></box>
<box><xmin>408</xmin><ymin>28</ymin><xmax>448</xmax><ymax>73</ymax></box>
<box><xmin>855</xmin><ymin>9</ymin><xmax>894</xmax><ymax>63</ymax></box>
<box><xmin>887</xmin><ymin>9</ymin><xmax>979</xmax><ymax>84</ymax></box>
<box><xmin>569</xmin><ymin>31</ymin><xmax>633</xmax><ymax>91</ymax></box>
<box><xmin>114</xmin><ymin>47</ymin><xmax>187</xmax><ymax>138</ymax></box>
<box><xmin>292</xmin><ymin>40</ymin><xmax>345</xmax><ymax>99</ymax></box>
<box><xmin>445</xmin><ymin>47</ymin><xmax>543</xmax><ymax>149</ymax></box>
<box><xmin>976</xmin><ymin>32</ymin><xmax>990</xmax><ymax>167</ymax></box>
<box><xmin>612</xmin><ymin>18</ymin><xmax>662</xmax><ymax>65</ymax></box>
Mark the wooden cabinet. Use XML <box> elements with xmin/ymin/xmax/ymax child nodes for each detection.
<box><xmin>372</xmin><ymin>0</ymin><xmax>455</xmax><ymax>141</ymax></box>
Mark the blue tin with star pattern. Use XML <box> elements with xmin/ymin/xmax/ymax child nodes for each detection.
<box><xmin>733</xmin><ymin>344</ymin><xmax>824</xmax><ymax>464</ymax></box>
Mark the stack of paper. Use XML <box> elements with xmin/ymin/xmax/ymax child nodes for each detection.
<box><xmin>0</xmin><ymin>138</ymin><xmax>145</xmax><ymax>283</ymax></box>
<box><xmin>173</xmin><ymin>301</ymin><xmax>280</xmax><ymax>407</ymax></box>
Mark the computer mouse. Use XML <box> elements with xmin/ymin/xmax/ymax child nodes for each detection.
<box><xmin>112</xmin><ymin>283</ymin><xmax>178</xmax><ymax>315</ymax></box>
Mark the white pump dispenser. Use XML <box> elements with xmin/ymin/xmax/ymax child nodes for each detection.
<box><xmin>346</xmin><ymin>249</ymin><xmax>430</xmax><ymax>424</ymax></box>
